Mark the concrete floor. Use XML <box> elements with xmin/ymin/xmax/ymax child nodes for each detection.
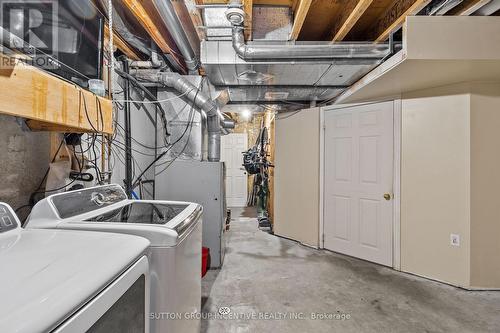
<box><xmin>202</xmin><ymin>207</ymin><xmax>500</xmax><ymax>333</ymax></box>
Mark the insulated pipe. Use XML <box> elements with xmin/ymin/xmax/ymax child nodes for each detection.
<box><xmin>225</xmin><ymin>4</ymin><xmax>390</xmax><ymax>61</ymax></box>
<box><xmin>152</xmin><ymin>0</ymin><xmax>199</xmax><ymax>72</ymax></box>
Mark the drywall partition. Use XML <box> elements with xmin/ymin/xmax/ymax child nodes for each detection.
<box><xmin>469</xmin><ymin>82</ymin><xmax>500</xmax><ymax>288</ymax></box>
<box><xmin>401</xmin><ymin>82</ymin><xmax>500</xmax><ymax>289</ymax></box>
<box><xmin>404</xmin><ymin>17</ymin><xmax>500</xmax><ymax>60</ymax></box>
<box><xmin>274</xmin><ymin>108</ymin><xmax>320</xmax><ymax>247</ymax></box>
<box><xmin>401</xmin><ymin>83</ymin><xmax>471</xmax><ymax>287</ymax></box>
<box><xmin>336</xmin><ymin>16</ymin><xmax>500</xmax><ymax>104</ymax></box>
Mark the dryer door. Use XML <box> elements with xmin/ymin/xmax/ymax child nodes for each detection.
<box><xmin>53</xmin><ymin>256</ymin><xmax>150</xmax><ymax>333</ymax></box>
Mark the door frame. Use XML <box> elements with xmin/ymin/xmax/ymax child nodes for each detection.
<box><xmin>319</xmin><ymin>99</ymin><xmax>401</xmax><ymax>270</ymax></box>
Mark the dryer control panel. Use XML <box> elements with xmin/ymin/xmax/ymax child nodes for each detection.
<box><xmin>0</xmin><ymin>203</ymin><xmax>19</xmax><ymax>233</ymax></box>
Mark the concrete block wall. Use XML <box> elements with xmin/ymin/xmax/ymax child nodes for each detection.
<box><xmin>0</xmin><ymin>115</ymin><xmax>49</xmax><ymax>220</ymax></box>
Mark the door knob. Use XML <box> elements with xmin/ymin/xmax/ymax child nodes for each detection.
<box><xmin>383</xmin><ymin>193</ymin><xmax>392</xmax><ymax>201</ymax></box>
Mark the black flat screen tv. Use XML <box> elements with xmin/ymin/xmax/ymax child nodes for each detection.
<box><xmin>1</xmin><ymin>0</ymin><xmax>104</xmax><ymax>86</ymax></box>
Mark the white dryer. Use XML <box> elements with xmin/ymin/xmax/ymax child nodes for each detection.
<box><xmin>26</xmin><ymin>184</ymin><xmax>203</xmax><ymax>333</ymax></box>
<box><xmin>0</xmin><ymin>202</ymin><xmax>151</xmax><ymax>333</ymax></box>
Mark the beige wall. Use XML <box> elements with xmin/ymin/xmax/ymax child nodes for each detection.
<box><xmin>401</xmin><ymin>84</ymin><xmax>471</xmax><ymax>287</ymax></box>
<box><xmin>469</xmin><ymin>82</ymin><xmax>500</xmax><ymax>288</ymax></box>
<box><xmin>272</xmin><ymin>82</ymin><xmax>500</xmax><ymax>288</ymax></box>
<box><xmin>274</xmin><ymin>108</ymin><xmax>320</xmax><ymax>247</ymax></box>
<box><xmin>401</xmin><ymin>82</ymin><xmax>500</xmax><ymax>288</ymax></box>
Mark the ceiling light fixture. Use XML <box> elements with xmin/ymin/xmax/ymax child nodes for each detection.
<box><xmin>242</xmin><ymin>109</ymin><xmax>252</xmax><ymax>120</ymax></box>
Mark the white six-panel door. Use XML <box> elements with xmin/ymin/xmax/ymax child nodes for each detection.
<box><xmin>221</xmin><ymin>133</ymin><xmax>248</xmax><ymax>207</ymax></box>
<box><xmin>324</xmin><ymin>102</ymin><xmax>394</xmax><ymax>266</ymax></box>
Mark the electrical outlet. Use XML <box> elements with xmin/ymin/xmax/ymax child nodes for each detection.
<box><xmin>450</xmin><ymin>234</ymin><xmax>460</xmax><ymax>246</ymax></box>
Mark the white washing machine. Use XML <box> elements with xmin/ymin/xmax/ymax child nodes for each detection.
<box><xmin>0</xmin><ymin>202</ymin><xmax>151</xmax><ymax>333</ymax></box>
<box><xmin>26</xmin><ymin>184</ymin><xmax>203</xmax><ymax>333</ymax></box>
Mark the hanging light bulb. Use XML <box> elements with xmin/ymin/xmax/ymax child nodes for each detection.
<box><xmin>242</xmin><ymin>109</ymin><xmax>252</xmax><ymax>120</ymax></box>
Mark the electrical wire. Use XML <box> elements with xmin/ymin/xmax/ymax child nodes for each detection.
<box><xmin>97</xmin><ymin>136</ymin><xmax>147</xmax><ymax>181</ymax></box>
<box><xmin>154</xmin><ymin>79</ymin><xmax>204</xmax><ymax>174</ymax></box>
<box><xmin>114</xmin><ymin>67</ymin><xmax>171</xmax><ymax>143</ymax></box>
<box><xmin>131</xmin><ymin>78</ymin><xmax>204</xmax><ymax>188</ymax></box>
<box><xmin>32</xmin><ymin>148</ymin><xmax>83</xmax><ymax>196</ymax></box>
<box><xmin>80</xmin><ymin>89</ymin><xmax>104</xmax><ymax>132</ymax></box>
<box><xmin>113</xmin><ymin>89</ymin><xmax>192</xmax><ymax>104</ymax></box>
<box><xmin>114</xmin><ymin>121</ymin><xmax>162</xmax><ymax>150</ymax></box>
<box><xmin>14</xmin><ymin>136</ymin><xmax>66</xmax><ymax>214</ymax></box>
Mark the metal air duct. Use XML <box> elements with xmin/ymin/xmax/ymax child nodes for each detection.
<box><xmin>152</xmin><ymin>0</ymin><xmax>199</xmax><ymax>72</ymax></box>
<box><xmin>134</xmin><ymin>71</ymin><xmax>234</xmax><ymax>161</ymax></box>
<box><xmin>225</xmin><ymin>6</ymin><xmax>390</xmax><ymax>61</ymax></box>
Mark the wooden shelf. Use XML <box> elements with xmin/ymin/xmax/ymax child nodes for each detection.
<box><xmin>336</xmin><ymin>16</ymin><xmax>500</xmax><ymax>104</ymax></box>
<box><xmin>0</xmin><ymin>54</ymin><xmax>113</xmax><ymax>134</ymax></box>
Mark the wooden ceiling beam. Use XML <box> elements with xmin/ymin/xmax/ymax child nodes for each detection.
<box><xmin>104</xmin><ymin>25</ymin><xmax>142</xmax><ymax>61</ymax></box>
<box><xmin>331</xmin><ymin>0</ymin><xmax>374</xmax><ymax>42</ymax></box>
<box><xmin>190</xmin><ymin>0</ymin><xmax>207</xmax><ymax>41</ymax></box>
<box><xmin>201</xmin><ymin>0</ymin><xmax>292</xmax><ymax>5</ymax></box>
<box><xmin>373</xmin><ymin>0</ymin><xmax>431</xmax><ymax>42</ymax></box>
<box><xmin>121</xmin><ymin>0</ymin><xmax>185</xmax><ymax>70</ymax></box>
<box><xmin>289</xmin><ymin>0</ymin><xmax>312</xmax><ymax>40</ymax></box>
<box><xmin>448</xmin><ymin>0</ymin><xmax>491</xmax><ymax>15</ymax></box>
<box><xmin>254</xmin><ymin>0</ymin><xmax>293</xmax><ymax>4</ymax></box>
<box><xmin>243</xmin><ymin>0</ymin><xmax>254</xmax><ymax>40</ymax></box>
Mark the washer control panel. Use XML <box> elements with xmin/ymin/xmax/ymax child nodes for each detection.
<box><xmin>0</xmin><ymin>203</ymin><xmax>19</xmax><ymax>233</ymax></box>
<box><xmin>50</xmin><ymin>185</ymin><xmax>127</xmax><ymax>219</ymax></box>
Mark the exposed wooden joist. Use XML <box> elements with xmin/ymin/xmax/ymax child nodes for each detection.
<box><xmin>373</xmin><ymin>0</ymin><xmax>432</xmax><ymax>42</ymax></box>
<box><xmin>202</xmin><ymin>0</ymin><xmax>292</xmax><ymax>4</ymax></box>
<box><xmin>192</xmin><ymin>0</ymin><xmax>207</xmax><ymax>41</ymax></box>
<box><xmin>104</xmin><ymin>24</ymin><xmax>142</xmax><ymax>61</ymax></box>
<box><xmin>254</xmin><ymin>0</ymin><xmax>293</xmax><ymax>4</ymax></box>
<box><xmin>26</xmin><ymin>121</ymin><xmax>106</xmax><ymax>133</ymax></box>
<box><xmin>0</xmin><ymin>54</ymin><xmax>113</xmax><ymax>134</ymax></box>
<box><xmin>184</xmin><ymin>0</ymin><xmax>207</xmax><ymax>41</ymax></box>
<box><xmin>331</xmin><ymin>0</ymin><xmax>374</xmax><ymax>42</ymax></box>
<box><xmin>243</xmin><ymin>0</ymin><xmax>254</xmax><ymax>40</ymax></box>
<box><xmin>448</xmin><ymin>0</ymin><xmax>492</xmax><ymax>15</ymax></box>
<box><xmin>191</xmin><ymin>15</ymin><xmax>207</xmax><ymax>41</ymax></box>
<box><xmin>121</xmin><ymin>0</ymin><xmax>185</xmax><ymax>70</ymax></box>
<box><xmin>289</xmin><ymin>0</ymin><xmax>312</xmax><ymax>40</ymax></box>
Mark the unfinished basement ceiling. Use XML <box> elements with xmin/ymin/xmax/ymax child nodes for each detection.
<box><xmin>192</xmin><ymin>0</ymin><xmax>500</xmax><ymax>106</ymax></box>
<box><xmin>201</xmin><ymin>40</ymin><xmax>378</xmax><ymax>103</ymax></box>
<box><xmin>199</xmin><ymin>3</ymin><xmax>386</xmax><ymax>105</ymax></box>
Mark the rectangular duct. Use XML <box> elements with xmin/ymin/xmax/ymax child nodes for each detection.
<box><xmin>201</xmin><ymin>40</ymin><xmax>384</xmax><ymax>103</ymax></box>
